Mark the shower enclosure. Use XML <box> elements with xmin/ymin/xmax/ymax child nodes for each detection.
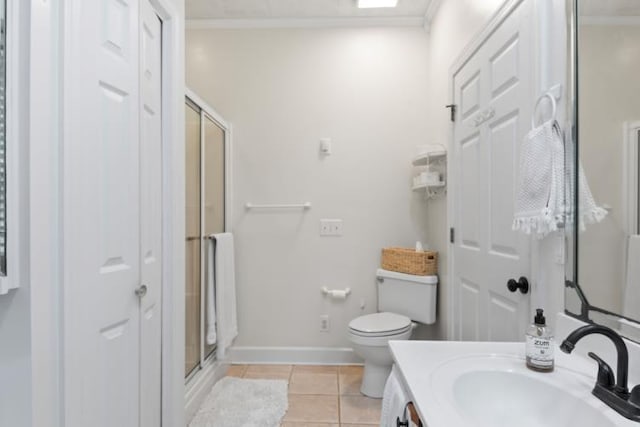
<box><xmin>185</xmin><ymin>90</ymin><xmax>229</xmax><ymax>381</ymax></box>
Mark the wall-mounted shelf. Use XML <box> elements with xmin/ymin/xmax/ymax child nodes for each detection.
<box><xmin>412</xmin><ymin>150</ymin><xmax>446</xmax><ymax>166</ymax></box>
<box><xmin>412</xmin><ymin>181</ymin><xmax>446</xmax><ymax>192</ymax></box>
<box><xmin>412</xmin><ymin>145</ymin><xmax>447</xmax><ymax>200</ymax></box>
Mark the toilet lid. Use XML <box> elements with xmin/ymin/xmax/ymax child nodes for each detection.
<box><xmin>348</xmin><ymin>312</ymin><xmax>411</xmax><ymax>336</ymax></box>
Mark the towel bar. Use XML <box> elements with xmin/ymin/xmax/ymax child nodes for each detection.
<box><xmin>245</xmin><ymin>202</ymin><xmax>311</xmax><ymax>210</ymax></box>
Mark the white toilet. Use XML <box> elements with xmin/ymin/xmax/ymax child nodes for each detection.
<box><xmin>348</xmin><ymin>268</ymin><xmax>437</xmax><ymax>398</ymax></box>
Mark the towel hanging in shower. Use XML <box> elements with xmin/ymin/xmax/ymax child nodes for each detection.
<box><xmin>213</xmin><ymin>233</ymin><xmax>238</xmax><ymax>360</ymax></box>
<box><xmin>206</xmin><ymin>237</ymin><xmax>217</xmax><ymax>345</ymax></box>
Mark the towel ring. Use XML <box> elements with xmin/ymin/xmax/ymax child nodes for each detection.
<box><xmin>531</xmin><ymin>92</ymin><xmax>557</xmax><ymax>128</ymax></box>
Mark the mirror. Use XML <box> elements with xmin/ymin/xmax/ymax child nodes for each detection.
<box><xmin>566</xmin><ymin>0</ymin><xmax>640</xmax><ymax>340</ymax></box>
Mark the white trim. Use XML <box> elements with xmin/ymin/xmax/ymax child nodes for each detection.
<box><xmin>227</xmin><ymin>346</ymin><xmax>363</xmax><ymax>365</ymax></box>
<box><xmin>29</xmin><ymin>0</ymin><xmax>64</xmax><ymax>424</ymax></box>
<box><xmin>580</xmin><ymin>16</ymin><xmax>640</xmax><ymax>26</ymax></box>
<box><xmin>185</xmin><ymin>16</ymin><xmax>424</xmax><ymax>30</ymax></box>
<box><xmin>185</xmin><ymin>360</ymin><xmax>228</xmax><ymax>424</ymax></box>
<box><xmin>151</xmin><ymin>1</ymin><xmax>186</xmax><ymax>427</ymax></box>
<box><xmin>422</xmin><ymin>0</ymin><xmax>443</xmax><ymax>33</ymax></box>
<box><xmin>622</xmin><ymin>121</ymin><xmax>640</xmax><ymax>236</ymax></box>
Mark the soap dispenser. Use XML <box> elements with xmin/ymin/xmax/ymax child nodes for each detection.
<box><xmin>526</xmin><ymin>309</ymin><xmax>554</xmax><ymax>372</ymax></box>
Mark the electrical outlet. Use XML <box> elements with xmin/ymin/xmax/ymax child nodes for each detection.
<box><xmin>320</xmin><ymin>219</ymin><xmax>343</xmax><ymax>236</ymax></box>
<box><xmin>320</xmin><ymin>314</ymin><xmax>330</xmax><ymax>332</ymax></box>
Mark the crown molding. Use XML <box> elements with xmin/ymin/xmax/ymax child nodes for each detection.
<box><xmin>186</xmin><ymin>16</ymin><xmax>425</xmax><ymax>30</ymax></box>
<box><xmin>422</xmin><ymin>0</ymin><xmax>443</xmax><ymax>32</ymax></box>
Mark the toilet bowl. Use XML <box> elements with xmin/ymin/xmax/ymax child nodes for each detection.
<box><xmin>348</xmin><ymin>312</ymin><xmax>413</xmax><ymax>398</ymax></box>
<box><xmin>347</xmin><ymin>269</ymin><xmax>438</xmax><ymax>398</ymax></box>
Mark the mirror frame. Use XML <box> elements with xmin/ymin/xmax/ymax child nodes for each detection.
<box><xmin>564</xmin><ymin>0</ymin><xmax>640</xmax><ymax>338</ymax></box>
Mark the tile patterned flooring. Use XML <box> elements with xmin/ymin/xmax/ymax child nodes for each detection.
<box><xmin>226</xmin><ymin>364</ymin><xmax>382</xmax><ymax>426</ymax></box>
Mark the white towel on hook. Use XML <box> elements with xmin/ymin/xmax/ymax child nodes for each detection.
<box><xmin>513</xmin><ymin>120</ymin><xmax>564</xmax><ymax>237</ymax></box>
<box><xmin>213</xmin><ymin>233</ymin><xmax>238</xmax><ymax>360</ymax></box>
<box><xmin>206</xmin><ymin>237</ymin><xmax>217</xmax><ymax>345</ymax></box>
<box><xmin>513</xmin><ymin>119</ymin><xmax>607</xmax><ymax>237</ymax></box>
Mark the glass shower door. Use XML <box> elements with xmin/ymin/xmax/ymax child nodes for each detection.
<box><xmin>185</xmin><ymin>100</ymin><xmax>201</xmax><ymax>378</ymax></box>
<box><xmin>203</xmin><ymin>114</ymin><xmax>225</xmax><ymax>358</ymax></box>
<box><xmin>184</xmin><ymin>95</ymin><xmax>228</xmax><ymax>380</ymax></box>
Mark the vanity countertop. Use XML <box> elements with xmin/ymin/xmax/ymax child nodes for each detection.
<box><xmin>389</xmin><ymin>340</ymin><xmax>638</xmax><ymax>427</ymax></box>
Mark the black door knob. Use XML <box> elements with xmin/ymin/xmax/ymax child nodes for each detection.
<box><xmin>507</xmin><ymin>277</ymin><xmax>529</xmax><ymax>294</ymax></box>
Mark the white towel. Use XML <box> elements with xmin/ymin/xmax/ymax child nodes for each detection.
<box><xmin>513</xmin><ymin>120</ymin><xmax>607</xmax><ymax>237</ymax></box>
<box><xmin>213</xmin><ymin>233</ymin><xmax>238</xmax><ymax>360</ymax></box>
<box><xmin>380</xmin><ymin>365</ymin><xmax>411</xmax><ymax>427</ymax></box>
<box><xmin>623</xmin><ymin>235</ymin><xmax>640</xmax><ymax>319</ymax></box>
<box><xmin>206</xmin><ymin>238</ymin><xmax>217</xmax><ymax>345</ymax></box>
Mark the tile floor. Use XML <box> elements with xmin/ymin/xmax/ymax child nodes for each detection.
<box><xmin>226</xmin><ymin>364</ymin><xmax>382</xmax><ymax>426</ymax></box>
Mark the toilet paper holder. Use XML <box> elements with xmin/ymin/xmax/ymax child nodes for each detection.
<box><xmin>321</xmin><ymin>287</ymin><xmax>351</xmax><ymax>299</ymax></box>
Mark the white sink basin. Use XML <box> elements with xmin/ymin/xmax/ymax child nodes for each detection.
<box><xmin>433</xmin><ymin>355</ymin><xmax>615</xmax><ymax>427</ymax></box>
<box><xmin>389</xmin><ymin>341</ymin><xmax>638</xmax><ymax>427</ymax></box>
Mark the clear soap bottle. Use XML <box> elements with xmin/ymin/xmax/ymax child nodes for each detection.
<box><xmin>525</xmin><ymin>308</ymin><xmax>554</xmax><ymax>372</ymax></box>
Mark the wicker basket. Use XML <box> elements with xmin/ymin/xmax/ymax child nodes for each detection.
<box><xmin>381</xmin><ymin>247</ymin><xmax>437</xmax><ymax>276</ymax></box>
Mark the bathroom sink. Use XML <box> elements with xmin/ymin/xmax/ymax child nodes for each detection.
<box><xmin>432</xmin><ymin>355</ymin><xmax>615</xmax><ymax>427</ymax></box>
<box><xmin>389</xmin><ymin>341</ymin><xmax>638</xmax><ymax>427</ymax></box>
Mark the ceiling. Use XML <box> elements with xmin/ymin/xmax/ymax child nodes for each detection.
<box><xmin>185</xmin><ymin>0</ymin><xmax>434</xmax><ymax>20</ymax></box>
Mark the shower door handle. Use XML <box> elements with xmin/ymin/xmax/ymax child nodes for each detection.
<box><xmin>135</xmin><ymin>284</ymin><xmax>148</xmax><ymax>298</ymax></box>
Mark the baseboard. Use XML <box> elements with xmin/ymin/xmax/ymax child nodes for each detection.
<box><xmin>185</xmin><ymin>359</ymin><xmax>228</xmax><ymax>423</ymax></box>
<box><xmin>227</xmin><ymin>346</ymin><xmax>363</xmax><ymax>365</ymax></box>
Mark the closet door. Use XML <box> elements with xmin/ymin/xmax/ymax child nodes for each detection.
<box><xmin>139</xmin><ymin>1</ymin><xmax>163</xmax><ymax>426</ymax></box>
<box><xmin>64</xmin><ymin>0</ymin><xmax>141</xmax><ymax>426</ymax></box>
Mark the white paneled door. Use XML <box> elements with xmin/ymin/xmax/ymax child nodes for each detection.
<box><xmin>140</xmin><ymin>1</ymin><xmax>163</xmax><ymax>426</ymax></box>
<box><xmin>64</xmin><ymin>0</ymin><xmax>163</xmax><ymax>426</ymax></box>
<box><xmin>451</xmin><ymin>0</ymin><xmax>533</xmax><ymax>342</ymax></box>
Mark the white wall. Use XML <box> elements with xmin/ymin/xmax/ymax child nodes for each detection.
<box><xmin>426</xmin><ymin>0</ymin><xmax>567</xmax><ymax>337</ymax></box>
<box><xmin>186</xmin><ymin>27</ymin><xmax>435</xmax><ymax>353</ymax></box>
<box><xmin>578</xmin><ymin>24</ymin><xmax>640</xmax><ymax>315</ymax></box>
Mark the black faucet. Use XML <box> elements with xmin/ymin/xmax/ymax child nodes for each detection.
<box><xmin>560</xmin><ymin>324</ymin><xmax>640</xmax><ymax>422</ymax></box>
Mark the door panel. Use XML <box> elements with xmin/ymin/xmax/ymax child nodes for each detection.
<box><xmin>139</xmin><ymin>1</ymin><xmax>162</xmax><ymax>426</ymax></box>
<box><xmin>452</xmin><ymin>0</ymin><xmax>532</xmax><ymax>342</ymax></box>
<box><xmin>65</xmin><ymin>0</ymin><xmax>141</xmax><ymax>426</ymax></box>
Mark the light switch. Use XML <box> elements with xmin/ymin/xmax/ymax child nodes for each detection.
<box><xmin>319</xmin><ymin>138</ymin><xmax>332</xmax><ymax>156</ymax></box>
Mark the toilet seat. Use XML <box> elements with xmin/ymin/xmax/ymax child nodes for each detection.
<box><xmin>348</xmin><ymin>312</ymin><xmax>412</xmax><ymax>337</ymax></box>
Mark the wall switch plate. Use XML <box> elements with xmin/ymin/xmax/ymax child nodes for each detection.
<box><xmin>319</xmin><ymin>138</ymin><xmax>332</xmax><ymax>155</ymax></box>
<box><xmin>320</xmin><ymin>314</ymin><xmax>330</xmax><ymax>332</ymax></box>
<box><xmin>320</xmin><ymin>219</ymin><xmax>343</xmax><ymax>236</ymax></box>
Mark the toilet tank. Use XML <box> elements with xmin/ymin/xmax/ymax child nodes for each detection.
<box><xmin>376</xmin><ymin>268</ymin><xmax>437</xmax><ymax>325</ymax></box>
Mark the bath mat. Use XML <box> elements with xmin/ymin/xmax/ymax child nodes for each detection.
<box><xmin>189</xmin><ymin>377</ymin><xmax>288</xmax><ymax>427</ymax></box>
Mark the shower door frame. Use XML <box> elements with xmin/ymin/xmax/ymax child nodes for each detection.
<box><xmin>184</xmin><ymin>88</ymin><xmax>233</xmax><ymax>419</ymax></box>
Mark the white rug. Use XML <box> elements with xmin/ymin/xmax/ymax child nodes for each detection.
<box><xmin>189</xmin><ymin>377</ymin><xmax>288</xmax><ymax>427</ymax></box>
